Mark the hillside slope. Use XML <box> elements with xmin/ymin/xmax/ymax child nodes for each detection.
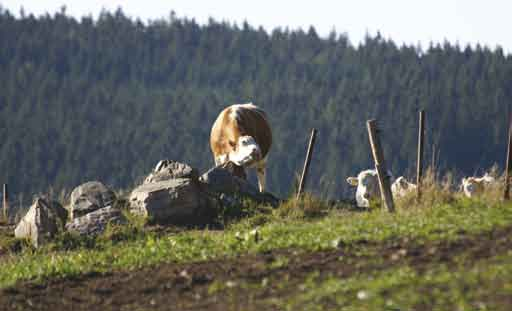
<box><xmin>1</xmin><ymin>8</ymin><xmax>511</xmax><ymax>200</ymax></box>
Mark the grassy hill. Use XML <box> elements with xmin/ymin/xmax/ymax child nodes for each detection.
<box><xmin>1</xmin><ymin>180</ymin><xmax>512</xmax><ymax>310</ymax></box>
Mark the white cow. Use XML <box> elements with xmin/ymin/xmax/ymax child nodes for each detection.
<box><xmin>347</xmin><ymin>169</ymin><xmax>393</xmax><ymax>208</ymax></box>
<box><xmin>391</xmin><ymin>176</ymin><xmax>417</xmax><ymax>199</ymax></box>
<box><xmin>210</xmin><ymin>103</ymin><xmax>272</xmax><ymax>192</ymax></box>
<box><xmin>461</xmin><ymin>173</ymin><xmax>496</xmax><ymax>198</ymax></box>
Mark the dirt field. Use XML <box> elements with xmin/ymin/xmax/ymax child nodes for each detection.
<box><xmin>2</xmin><ymin>225</ymin><xmax>511</xmax><ymax>311</ymax></box>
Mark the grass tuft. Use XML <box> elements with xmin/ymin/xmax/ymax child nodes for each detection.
<box><xmin>273</xmin><ymin>193</ymin><xmax>332</xmax><ymax>219</ymax></box>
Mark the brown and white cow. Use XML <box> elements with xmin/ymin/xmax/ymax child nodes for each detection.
<box><xmin>210</xmin><ymin>103</ymin><xmax>272</xmax><ymax>192</ymax></box>
<box><xmin>461</xmin><ymin>173</ymin><xmax>496</xmax><ymax>198</ymax></box>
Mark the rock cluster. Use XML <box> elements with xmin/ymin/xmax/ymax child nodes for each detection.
<box><xmin>14</xmin><ymin>160</ymin><xmax>280</xmax><ymax>247</ymax></box>
<box><xmin>130</xmin><ymin>160</ymin><xmax>279</xmax><ymax>225</ymax></box>
<box><xmin>15</xmin><ymin>181</ymin><xmax>124</xmax><ymax>246</ymax></box>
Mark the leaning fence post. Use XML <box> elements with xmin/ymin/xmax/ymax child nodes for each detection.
<box><xmin>367</xmin><ymin>120</ymin><xmax>395</xmax><ymax>212</ymax></box>
<box><xmin>416</xmin><ymin>110</ymin><xmax>425</xmax><ymax>201</ymax></box>
<box><xmin>504</xmin><ymin>114</ymin><xmax>512</xmax><ymax>200</ymax></box>
<box><xmin>297</xmin><ymin>128</ymin><xmax>318</xmax><ymax>200</ymax></box>
<box><xmin>2</xmin><ymin>184</ymin><xmax>8</xmax><ymax>223</ymax></box>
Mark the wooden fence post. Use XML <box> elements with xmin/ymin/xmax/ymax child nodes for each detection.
<box><xmin>504</xmin><ymin>114</ymin><xmax>512</xmax><ymax>200</ymax></box>
<box><xmin>367</xmin><ymin>120</ymin><xmax>395</xmax><ymax>212</ymax></box>
<box><xmin>297</xmin><ymin>128</ymin><xmax>318</xmax><ymax>200</ymax></box>
<box><xmin>2</xmin><ymin>184</ymin><xmax>8</xmax><ymax>222</ymax></box>
<box><xmin>416</xmin><ymin>110</ymin><xmax>425</xmax><ymax>200</ymax></box>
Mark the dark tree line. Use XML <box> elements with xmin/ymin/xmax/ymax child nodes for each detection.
<box><xmin>1</xmin><ymin>7</ymin><xmax>511</xmax><ymax>203</ymax></box>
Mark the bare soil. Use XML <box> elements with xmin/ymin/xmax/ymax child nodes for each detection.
<box><xmin>1</xmin><ymin>226</ymin><xmax>512</xmax><ymax>311</ymax></box>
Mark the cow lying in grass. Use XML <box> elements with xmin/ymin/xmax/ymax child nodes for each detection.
<box><xmin>210</xmin><ymin>103</ymin><xmax>272</xmax><ymax>192</ymax></box>
<box><xmin>461</xmin><ymin>173</ymin><xmax>496</xmax><ymax>198</ymax></box>
<box><xmin>347</xmin><ymin>170</ymin><xmax>421</xmax><ymax>207</ymax></box>
<box><xmin>347</xmin><ymin>169</ymin><xmax>394</xmax><ymax>208</ymax></box>
<box><xmin>391</xmin><ymin>176</ymin><xmax>417</xmax><ymax>199</ymax></box>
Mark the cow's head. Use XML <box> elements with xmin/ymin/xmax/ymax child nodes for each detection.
<box><xmin>461</xmin><ymin>177</ymin><xmax>481</xmax><ymax>198</ymax></box>
<box><xmin>396</xmin><ymin>176</ymin><xmax>409</xmax><ymax>189</ymax></box>
<box><xmin>461</xmin><ymin>173</ymin><xmax>495</xmax><ymax>198</ymax></box>
<box><xmin>346</xmin><ymin>169</ymin><xmax>381</xmax><ymax>208</ymax></box>
<box><xmin>228</xmin><ymin>135</ymin><xmax>262</xmax><ymax>167</ymax></box>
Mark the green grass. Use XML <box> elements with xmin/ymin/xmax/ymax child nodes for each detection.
<box><xmin>1</xmin><ymin>197</ymin><xmax>512</xmax><ymax>289</ymax></box>
<box><xmin>276</xmin><ymin>251</ymin><xmax>512</xmax><ymax>311</ymax></box>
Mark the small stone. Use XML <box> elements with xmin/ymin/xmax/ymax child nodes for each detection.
<box><xmin>261</xmin><ymin>278</ymin><xmax>269</xmax><ymax>287</ymax></box>
<box><xmin>357</xmin><ymin>290</ymin><xmax>369</xmax><ymax>300</ymax></box>
<box><xmin>331</xmin><ymin>238</ymin><xmax>341</xmax><ymax>248</ymax></box>
<box><xmin>391</xmin><ymin>248</ymin><xmax>407</xmax><ymax>261</ymax></box>
<box><xmin>179</xmin><ymin>270</ymin><xmax>190</xmax><ymax>278</ymax></box>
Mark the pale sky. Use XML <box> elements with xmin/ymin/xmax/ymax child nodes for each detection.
<box><xmin>2</xmin><ymin>0</ymin><xmax>511</xmax><ymax>53</ymax></box>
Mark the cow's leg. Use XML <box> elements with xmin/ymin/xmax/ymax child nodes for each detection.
<box><xmin>256</xmin><ymin>162</ymin><xmax>266</xmax><ymax>193</ymax></box>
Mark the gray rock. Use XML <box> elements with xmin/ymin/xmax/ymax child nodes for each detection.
<box><xmin>200</xmin><ymin>166</ymin><xmax>280</xmax><ymax>207</ymax></box>
<box><xmin>129</xmin><ymin>178</ymin><xmax>213</xmax><ymax>225</ymax></box>
<box><xmin>14</xmin><ymin>197</ymin><xmax>68</xmax><ymax>247</ymax></box>
<box><xmin>144</xmin><ymin>160</ymin><xmax>199</xmax><ymax>184</ymax></box>
<box><xmin>200</xmin><ymin>166</ymin><xmax>257</xmax><ymax>196</ymax></box>
<box><xmin>65</xmin><ymin>206</ymin><xmax>126</xmax><ymax>236</ymax></box>
<box><xmin>218</xmin><ymin>161</ymin><xmax>247</xmax><ymax>180</ymax></box>
<box><xmin>68</xmin><ymin>181</ymin><xmax>116</xmax><ymax>219</ymax></box>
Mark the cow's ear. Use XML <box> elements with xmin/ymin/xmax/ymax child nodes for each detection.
<box><xmin>346</xmin><ymin>177</ymin><xmax>358</xmax><ymax>186</ymax></box>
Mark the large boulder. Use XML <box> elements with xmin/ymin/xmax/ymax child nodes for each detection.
<box><xmin>200</xmin><ymin>166</ymin><xmax>280</xmax><ymax>207</ymax></box>
<box><xmin>144</xmin><ymin>160</ymin><xmax>199</xmax><ymax>184</ymax></box>
<box><xmin>218</xmin><ymin>161</ymin><xmax>247</xmax><ymax>180</ymax></box>
<box><xmin>200</xmin><ymin>166</ymin><xmax>258</xmax><ymax>196</ymax></box>
<box><xmin>68</xmin><ymin>181</ymin><xmax>116</xmax><ymax>219</ymax></box>
<box><xmin>14</xmin><ymin>197</ymin><xmax>68</xmax><ymax>247</ymax></box>
<box><xmin>65</xmin><ymin>206</ymin><xmax>126</xmax><ymax>236</ymax></box>
<box><xmin>129</xmin><ymin>178</ymin><xmax>214</xmax><ymax>225</ymax></box>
